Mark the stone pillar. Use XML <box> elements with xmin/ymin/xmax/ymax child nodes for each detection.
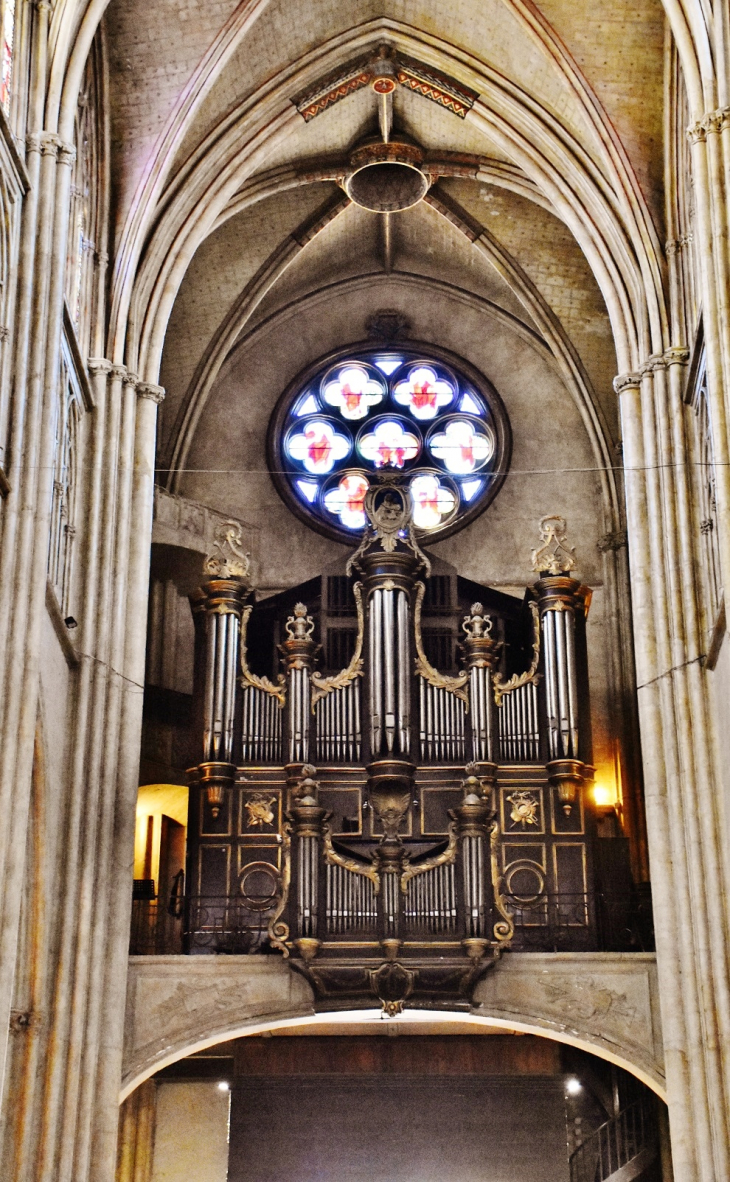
<box><xmin>115</xmin><ymin>1082</ymin><xmax>156</xmax><ymax>1182</ymax></box>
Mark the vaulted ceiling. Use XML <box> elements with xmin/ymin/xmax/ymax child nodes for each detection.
<box><xmin>101</xmin><ymin>0</ymin><xmax>668</xmax><ymax>591</ymax></box>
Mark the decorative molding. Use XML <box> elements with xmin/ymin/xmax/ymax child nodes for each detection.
<box><xmin>240</xmin><ymin>605</ymin><xmax>286</xmax><ymax>704</ymax></box>
<box><xmin>597</xmin><ymin>530</ymin><xmax>628</xmax><ymax>553</ymax></box>
<box><xmin>687</xmin><ymin>106</ymin><xmax>730</xmax><ymax>143</ymax></box>
<box><xmin>663</xmin><ymin>346</ymin><xmax>690</xmax><ymax>368</ymax></box>
<box><xmin>136</xmin><ymin>382</ymin><xmax>165</xmax><ymax>403</ymax></box>
<box><xmin>87</xmin><ymin>357</ymin><xmax>112</xmax><ymax>376</ymax></box>
<box><xmin>292</xmin><ymin>47</ymin><xmax>478</xmax><ymax>123</ymax></box>
<box><xmin>203</xmin><ymin>519</ymin><xmax>252</xmax><ymax>581</ymax></box>
<box><xmin>294</xmin><ymin>55</ymin><xmax>374</xmax><ymax>121</ymax></box>
<box><xmin>396</xmin><ymin>52</ymin><xmax>477</xmax><ymax>118</ymax></box>
<box><xmin>366</xmin><ymin>309</ymin><xmax>411</xmax><ymax>340</ymax></box>
<box><xmin>613</xmin><ymin>372</ymin><xmax>642</xmax><ymax>395</ymax></box>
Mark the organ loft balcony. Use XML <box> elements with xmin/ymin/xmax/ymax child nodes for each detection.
<box><xmin>133</xmin><ymin>494</ymin><xmax>652</xmax><ymax>1013</ymax></box>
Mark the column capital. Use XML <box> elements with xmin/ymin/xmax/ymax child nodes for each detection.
<box><xmin>109</xmin><ymin>364</ymin><xmax>128</xmax><ymax>383</ymax></box>
<box><xmin>664</xmin><ymin>346</ymin><xmax>690</xmax><ymax>368</ymax></box>
<box><xmin>87</xmin><ymin>357</ymin><xmax>112</xmax><ymax>376</ymax></box>
<box><xmin>136</xmin><ymin>382</ymin><xmax>165</xmax><ymax>404</ymax></box>
<box><xmin>687</xmin><ymin>105</ymin><xmax>730</xmax><ymax>142</ymax></box>
<box><xmin>613</xmin><ymin>371</ymin><xmax>642</xmax><ymax>394</ymax></box>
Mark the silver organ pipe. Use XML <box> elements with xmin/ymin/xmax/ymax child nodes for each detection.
<box><xmin>382</xmin><ymin>587</ymin><xmax>396</xmax><ymax>752</ymax></box>
<box><xmin>418</xmin><ymin>682</ymin><xmax>466</xmax><ymax>762</ymax></box>
<box><xmin>325</xmin><ymin>862</ymin><xmax>377</xmax><ymax>935</ymax></box>
<box><xmin>404</xmin><ymin>862</ymin><xmax>457</xmax><ymax>935</ymax></box>
<box><xmin>315</xmin><ymin>680</ymin><xmax>362</xmax><ymax>763</ymax></box>
<box><xmin>461</xmin><ymin>603</ymin><xmax>499</xmax><ymax>765</ymax></box>
<box><xmin>537</xmin><ymin>585</ymin><xmax>583</xmax><ymax>761</ymax></box>
<box><xmin>201</xmin><ymin>588</ymin><xmax>246</xmax><ymax>766</ymax></box>
<box><xmin>497</xmin><ymin>682</ymin><xmax>540</xmax><ymax>762</ymax></box>
<box><xmin>369</xmin><ymin>589</ymin><xmax>383</xmax><ymax>754</ymax></box>
<box><xmin>368</xmin><ymin>585</ymin><xmax>412</xmax><ymax>758</ymax></box>
<box><xmin>279</xmin><ymin>603</ymin><xmax>317</xmax><ymax>766</ymax></box>
<box><xmin>397</xmin><ymin>590</ymin><xmax>410</xmax><ymax>755</ymax></box>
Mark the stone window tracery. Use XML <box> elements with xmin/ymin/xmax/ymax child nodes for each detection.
<box><xmin>691</xmin><ymin>348</ymin><xmax>722</xmax><ymax>626</ymax></box>
<box><xmin>268</xmin><ymin>345</ymin><xmax>510</xmax><ymax>543</ymax></box>
<box><xmin>66</xmin><ymin>49</ymin><xmax>101</xmax><ymax>354</ymax></box>
<box><xmin>47</xmin><ymin>339</ymin><xmax>83</xmax><ymax>615</ymax></box>
<box><xmin>0</xmin><ymin>0</ymin><xmax>15</xmax><ymax>114</ymax></box>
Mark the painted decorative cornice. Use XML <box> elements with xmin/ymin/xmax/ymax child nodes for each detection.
<box><xmin>136</xmin><ymin>382</ymin><xmax>166</xmax><ymax>404</ymax></box>
<box><xmin>613</xmin><ymin>372</ymin><xmax>642</xmax><ymax>394</ymax></box>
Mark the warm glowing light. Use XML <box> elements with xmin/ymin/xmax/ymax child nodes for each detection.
<box><xmin>566</xmin><ymin>1077</ymin><xmax>582</xmax><ymax>1096</ymax></box>
<box><xmin>592</xmin><ymin>784</ymin><xmax>614</xmax><ymax>808</ymax></box>
<box><xmin>218</xmin><ymin>1081</ymin><xmax>230</xmax><ymax>1091</ymax></box>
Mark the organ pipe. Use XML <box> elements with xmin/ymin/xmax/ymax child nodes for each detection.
<box><xmin>531</xmin><ymin>515</ymin><xmax>591</xmax><ymax>813</ymax></box>
<box><xmin>279</xmin><ymin>603</ymin><xmax>317</xmax><ymax>766</ymax></box>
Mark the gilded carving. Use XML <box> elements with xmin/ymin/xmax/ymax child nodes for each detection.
<box><xmin>240</xmin><ymin>604</ymin><xmax>287</xmax><ymax>704</ymax></box>
<box><xmin>530</xmin><ymin>515</ymin><xmax>576</xmax><ymax>576</ymax></box>
<box><xmin>244</xmin><ymin>794</ymin><xmax>277</xmax><ymax>829</ymax></box>
<box><xmin>204</xmin><ymin>519</ymin><xmax>252</xmax><ymax>581</ymax></box>
<box><xmin>311</xmin><ymin>582</ymin><xmax>365</xmax><ymax>707</ymax></box>
<box><xmin>413</xmin><ymin>581</ymin><xmax>469</xmax><ymax>701</ymax></box>
<box><xmin>506</xmin><ymin>790</ymin><xmax>539</xmax><ymax>829</ymax></box>
<box><xmin>492</xmin><ymin>600</ymin><xmax>540</xmax><ymax>705</ymax></box>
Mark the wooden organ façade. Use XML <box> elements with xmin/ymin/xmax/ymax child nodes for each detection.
<box><xmin>186</xmin><ymin>492</ymin><xmax>609</xmax><ymax>1010</ymax></box>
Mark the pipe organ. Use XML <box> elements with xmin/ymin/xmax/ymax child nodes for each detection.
<box><xmin>184</xmin><ymin>508</ymin><xmax>601</xmax><ymax>1009</ymax></box>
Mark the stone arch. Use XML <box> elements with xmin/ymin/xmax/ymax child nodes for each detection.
<box><xmin>121</xmin><ymin>954</ymin><xmax>665</xmax><ymax>1102</ymax></box>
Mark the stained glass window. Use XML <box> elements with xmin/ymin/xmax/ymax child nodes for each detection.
<box><xmin>269</xmin><ymin>346</ymin><xmax>510</xmax><ymax>542</ymax></box>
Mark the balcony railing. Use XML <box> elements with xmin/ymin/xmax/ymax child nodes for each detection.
<box><xmin>130</xmin><ymin>887</ymin><xmax>655</xmax><ymax>956</ymax></box>
<box><xmin>507</xmin><ymin>888</ymin><xmax>655</xmax><ymax>954</ymax></box>
<box><xmin>569</xmin><ymin>1098</ymin><xmax>657</xmax><ymax>1182</ymax></box>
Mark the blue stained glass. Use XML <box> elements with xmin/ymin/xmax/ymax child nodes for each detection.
<box><xmin>373</xmin><ymin>355</ymin><xmax>403</xmax><ymax>375</ymax></box>
<box><xmin>460</xmin><ymin>392</ymin><xmax>482</xmax><ymax>415</ymax></box>
<box><xmin>296</xmin><ymin>479</ymin><xmax>319</xmax><ymax>503</ymax></box>
<box><xmin>270</xmin><ymin>345</ymin><xmax>508</xmax><ymax>541</ymax></box>
<box><xmin>295</xmin><ymin>393</ymin><xmax>318</xmax><ymax>416</ymax></box>
<box><xmin>460</xmin><ymin>478</ymin><xmax>483</xmax><ymax>502</ymax></box>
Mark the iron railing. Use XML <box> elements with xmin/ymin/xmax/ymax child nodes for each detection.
<box><xmin>130</xmin><ymin>887</ymin><xmax>654</xmax><ymax>955</ymax></box>
<box><xmin>506</xmin><ymin>889</ymin><xmax>654</xmax><ymax>954</ymax></box>
<box><xmin>569</xmin><ymin>1098</ymin><xmax>656</xmax><ymax>1182</ymax></box>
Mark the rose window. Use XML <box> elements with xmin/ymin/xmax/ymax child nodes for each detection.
<box><xmin>268</xmin><ymin>345</ymin><xmax>511</xmax><ymax>542</ymax></box>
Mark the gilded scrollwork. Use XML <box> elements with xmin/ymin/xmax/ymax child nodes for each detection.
<box><xmin>490</xmin><ymin>821</ymin><xmax>515</xmax><ymax>944</ymax></box>
<box><xmin>267</xmin><ymin>822</ymin><xmax>292</xmax><ymax>956</ymax></box>
<box><xmin>492</xmin><ymin>600</ymin><xmax>540</xmax><ymax>706</ymax></box>
<box><xmin>311</xmin><ymin>582</ymin><xmax>365</xmax><ymax>709</ymax></box>
<box><xmin>400</xmin><ymin>821</ymin><xmax>458</xmax><ymax>891</ymax></box>
<box><xmin>240</xmin><ymin>605</ymin><xmax>286</xmax><ymax>704</ymax></box>
<box><xmin>322</xmin><ymin>824</ymin><xmax>381</xmax><ymax>892</ymax></box>
<box><xmin>413</xmin><ymin>581</ymin><xmax>469</xmax><ymax>702</ymax></box>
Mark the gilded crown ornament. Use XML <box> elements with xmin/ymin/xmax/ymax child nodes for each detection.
<box><xmin>530</xmin><ymin>515</ymin><xmax>577</xmax><ymax>576</ymax></box>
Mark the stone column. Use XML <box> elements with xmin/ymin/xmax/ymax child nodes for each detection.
<box><xmin>115</xmin><ymin>1082</ymin><xmax>156</xmax><ymax>1182</ymax></box>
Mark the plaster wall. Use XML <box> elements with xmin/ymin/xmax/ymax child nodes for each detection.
<box><xmin>151</xmin><ymin>1082</ymin><xmax>229</xmax><ymax>1182</ymax></box>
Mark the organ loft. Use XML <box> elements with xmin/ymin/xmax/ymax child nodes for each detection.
<box><xmin>159</xmin><ymin>348</ymin><xmax>642</xmax><ymax>1009</ymax></box>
